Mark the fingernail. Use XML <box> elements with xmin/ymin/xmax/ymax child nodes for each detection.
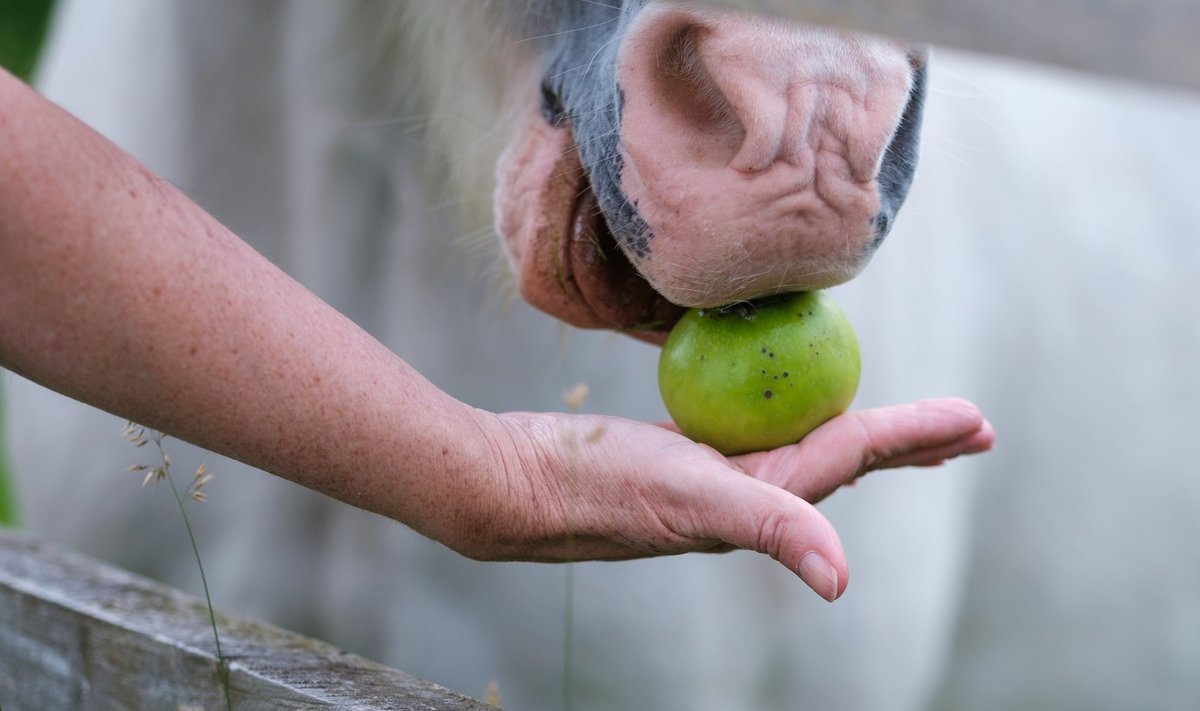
<box><xmin>798</xmin><ymin>551</ymin><xmax>840</xmax><ymax>602</ymax></box>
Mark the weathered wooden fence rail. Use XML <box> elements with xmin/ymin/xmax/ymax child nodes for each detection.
<box><xmin>0</xmin><ymin>530</ymin><xmax>495</xmax><ymax>710</ymax></box>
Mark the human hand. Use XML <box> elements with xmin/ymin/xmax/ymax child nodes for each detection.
<box><xmin>456</xmin><ymin>398</ymin><xmax>993</xmax><ymax>601</ymax></box>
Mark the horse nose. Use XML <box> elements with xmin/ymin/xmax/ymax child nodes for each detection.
<box><xmin>617</xmin><ymin>7</ymin><xmax>916</xmax><ymax>185</ymax></box>
<box><xmin>608</xmin><ymin>6</ymin><xmax>923</xmax><ymax>307</ymax></box>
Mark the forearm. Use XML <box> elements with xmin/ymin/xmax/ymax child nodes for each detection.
<box><xmin>0</xmin><ymin>69</ymin><xmax>498</xmax><ymax>544</ymax></box>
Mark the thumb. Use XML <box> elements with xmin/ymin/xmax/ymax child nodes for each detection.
<box><xmin>700</xmin><ymin>471</ymin><xmax>849</xmax><ymax>601</ymax></box>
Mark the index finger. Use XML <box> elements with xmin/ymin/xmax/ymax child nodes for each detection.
<box><xmin>735</xmin><ymin>398</ymin><xmax>994</xmax><ymax>502</ymax></box>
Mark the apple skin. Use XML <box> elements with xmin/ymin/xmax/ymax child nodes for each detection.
<box><xmin>657</xmin><ymin>291</ymin><xmax>861</xmax><ymax>456</ymax></box>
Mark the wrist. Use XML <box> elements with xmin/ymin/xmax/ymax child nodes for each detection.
<box><xmin>448</xmin><ymin>408</ymin><xmax>562</xmax><ymax>559</ymax></box>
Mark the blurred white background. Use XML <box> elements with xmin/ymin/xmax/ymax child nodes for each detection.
<box><xmin>7</xmin><ymin>1</ymin><xmax>1200</xmax><ymax>709</ymax></box>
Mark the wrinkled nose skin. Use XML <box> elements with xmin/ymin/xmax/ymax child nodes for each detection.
<box><xmin>496</xmin><ymin>0</ymin><xmax>926</xmax><ymax>334</ymax></box>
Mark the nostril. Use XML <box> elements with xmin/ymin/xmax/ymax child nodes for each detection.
<box><xmin>657</xmin><ymin>24</ymin><xmax>704</xmax><ymax>91</ymax></box>
<box><xmin>659</xmin><ymin>26</ymin><xmax>738</xmax><ymax>131</ymax></box>
<box><xmin>645</xmin><ymin>22</ymin><xmax>748</xmax><ymax>168</ymax></box>
<box><xmin>636</xmin><ymin>16</ymin><xmax>801</xmax><ymax>175</ymax></box>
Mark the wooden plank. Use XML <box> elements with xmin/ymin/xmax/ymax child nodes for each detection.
<box><xmin>0</xmin><ymin>529</ymin><xmax>497</xmax><ymax>710</ymax></box>
<box><xmin>688</xmin><ymin>0</ymin><xmax>1200</xmax><ymax>92</ymax></box>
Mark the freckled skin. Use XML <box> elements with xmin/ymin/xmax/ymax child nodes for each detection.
<box><xmin>0</xmin><ymin>70</ymin><xmax>497</xmax><ymax>549</ymax></box>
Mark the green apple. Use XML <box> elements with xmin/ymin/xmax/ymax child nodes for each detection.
<box><xmin>658</xmin><ymin>291</ymin><xmax>860</xmax><ymax>455</ymax></box>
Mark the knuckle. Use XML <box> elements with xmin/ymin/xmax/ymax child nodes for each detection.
<box><xmin>755</xmin><ymin>506</ymin><xmax>793</xmax><ymax>561</ymax></box>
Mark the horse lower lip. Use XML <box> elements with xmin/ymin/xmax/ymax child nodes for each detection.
<box><xmin>566</xmin><ymin>185</ymin><xmax>685</xmax><ymax>337</ymax></box>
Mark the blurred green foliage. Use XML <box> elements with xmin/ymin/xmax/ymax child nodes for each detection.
<box><xmin>0</xmin><ymin>389</ymin><xmax>13</xmax><ymax>527</ymax></box>
<box><xmin>0</xmin><ymin>0</ymin><xmax>57</xmax><ymax>526</ymax></box>
<box><xmin>0</xmin><ymin>0</ymin><xmax>57</xmax><ymax>82</ymax></box>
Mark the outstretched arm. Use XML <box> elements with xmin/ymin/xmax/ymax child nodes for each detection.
<box><xmin>0</xmin><ymin>69</ymin><xmax>992</xmax><ymax>601</ymax></box>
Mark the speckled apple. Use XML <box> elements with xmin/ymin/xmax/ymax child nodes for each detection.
<box><xmin>658</xmin><ymin>291</ymin><xmax>861</xmax><ymax>455</ymax></box>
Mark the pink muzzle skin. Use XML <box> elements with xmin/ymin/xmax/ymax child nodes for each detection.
<box><xmin>614</xmin><ymin>7</ymin><xmax>916</xmax><ymax>308</ymax></box>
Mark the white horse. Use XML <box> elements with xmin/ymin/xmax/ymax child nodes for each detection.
<box><xmin>9</xmin><ymin>1</ymin><xmax>1200</xmax><ymax>709</ymax></box>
